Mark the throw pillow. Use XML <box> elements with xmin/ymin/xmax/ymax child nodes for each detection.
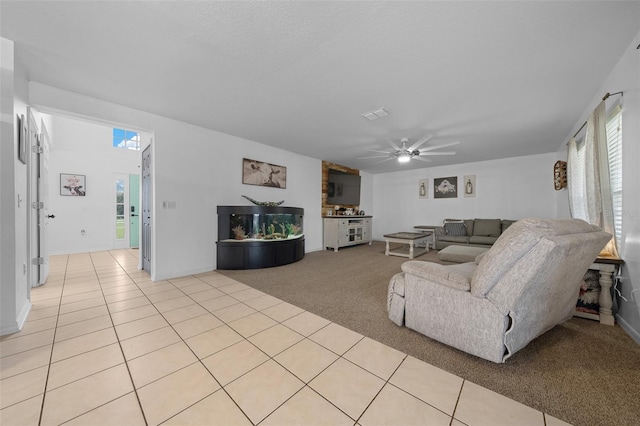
<box><xmin>444</xmin><ymin>221</ymin><xmax>467</xmax><ymax>236</ymax></box>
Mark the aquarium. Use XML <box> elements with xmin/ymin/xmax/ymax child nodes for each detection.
<box><xmin>217</xmin><ymin>205</ymin><xmax>305</xmax><ymax>269</ymax></box>
<box><xmin>218</xmin><ymin>206</ymin><xmax>303</xmax><ymax>242</ymax></box>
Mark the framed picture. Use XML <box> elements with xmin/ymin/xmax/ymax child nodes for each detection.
<box><xmin>60</xmin><ymin>174</ymin><xmax>86</xmax><ymax>196</ymax></box>
<box><xmin>434</xmin><ymin>176</ymin><xmax>458</xmax><ymax>199</ymax></box>
<box><xmin>418</xmin><ymin>179</ymin><xmax>428</xmax><ymax>199</ymax></box>
<box><xmin>463</xmin><ymin>175</ymin><xmax>476</xmax><ymax>197</ymax></box>
<box><xmin>17</xmin><ymin>114</ymin><xmax>27</xmax><ymax>164</ymax></box>
<box><xmin>242</xmin><ymin>158</ymin><xmax>287</xmax><ymax>189</ymax></box>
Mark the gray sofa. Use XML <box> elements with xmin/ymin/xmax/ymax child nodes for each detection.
<box><xmin>434</xmin><ymin>218</ymin><xmax>515</xmax><ymax>250</ymax></box>
<box><xmin>388</xmin><ymin>218</ymin><xmax>610</xmax><ymax>363</ymax></box>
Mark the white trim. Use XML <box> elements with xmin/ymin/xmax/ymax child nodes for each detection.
<box><xmin>616</xmin><ymin>314</ymin><xmax>640</xmax><ymax>345</ymax></box>
<box><xmin>0</xmin><ymin>301</ymin><xmax>32</xmax><ymax>336</ymax></box>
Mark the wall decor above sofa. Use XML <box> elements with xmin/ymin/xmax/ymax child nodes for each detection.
<box><xmin>434</xmin><ymin>176</ymin><xmax>457</xmax><ymax>198</ymax></box>
<box><xmin>463</xmin><ymin>175</ymin><xmax>476</xmax><ymax>197</ymax></box>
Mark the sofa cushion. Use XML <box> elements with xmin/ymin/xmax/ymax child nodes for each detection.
<box><xmin>501</xmin><ymin>220</ymin><xmax>516</xmax><ymax>233</ymax></box>
<box><xmin>469</xmin><ymin>236</ymin><xmax>498</xmax><ymax>245</ymax></box>
<box><xmin>438</xmin><ymin>245</ymin><xmax>489</xmax><ymax>263</ymax></box>
<box><xmin>473</xmin><ymin>219</ymin><xmax>502</xmax><ymax>237</ymax></box>
<box><xmin>438</xmin><ymin>235</ymin><xmax>470</xmax><ymax>244</ymax></box>
<box><xmin>444</xmin><ymin>222</ymin><xmax>467</xmax><ymax>236</ymax></box>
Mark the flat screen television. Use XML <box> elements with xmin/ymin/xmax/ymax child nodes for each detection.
<box><xmin>327</xmin><ymin>169</ymin><xmax>361</xmax><ymax>205</ymax></box>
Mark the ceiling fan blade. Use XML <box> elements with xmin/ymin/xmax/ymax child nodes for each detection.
<box><xmin>366</xmin><ymin>149</ymin><xmax>393</xmax><ymax>154</ymax></box>
<box><xmin>419</xmin><ymin>141</ymin><xmax>460</xmax><ymax>152</ymax></box>
<box><xmin>412</xmin><ymin>156</ymin><xmax>432</xmax><ymax>162</ymax></box>
<box><xmin>357</xmin><ymin>155</ymin><xmax>391</xmax><ymax>159</ymax></box>
<box><xmin>419</xmin><ymin>151</ymin><xmax>456</xmax><ymax>156</ymax></box>
<box><xmin>386</xmin><ymin>138</ymin><xmax>401</xmax><ymax>151</ymax></box>
<box><xmin>374</xmin><ymin>157</ymin><xmax>396</xmax><ymax>164</ymax></box>
<box><xmin>408</xmin><ymin>134</ymin><xmax>434</xmax><ymax>151</ymax></box>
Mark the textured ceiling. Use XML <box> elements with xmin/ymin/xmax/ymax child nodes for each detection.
<box><xmin>2</xmin><ymin>1</ymin><xmax>638</xmax><ymax>173</ymax></box>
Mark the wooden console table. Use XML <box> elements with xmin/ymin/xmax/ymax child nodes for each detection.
<box><xmin>574</xmin><ymin>256</ymin><xmax>624</xmax><ymax>326</ymax></box>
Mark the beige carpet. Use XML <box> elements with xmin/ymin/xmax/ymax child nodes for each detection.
<box><xmin>218</xmin><ymin>241</ymin><xmax>640</xmax><ymax>426</ymax></box>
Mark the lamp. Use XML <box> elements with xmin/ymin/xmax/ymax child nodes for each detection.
<box><xmin>398</xmin><ymin>152</ymin><xmax>411</xmax><ymax>163</ymax></box>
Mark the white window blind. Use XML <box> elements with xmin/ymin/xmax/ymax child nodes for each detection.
<box><xmin>606</xmin><ymin>105</ymin><xmax>623</xmax><ymax>249</ymax></box>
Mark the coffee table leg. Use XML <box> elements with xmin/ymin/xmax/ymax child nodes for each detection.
<box><xmin>409</xmin><ymin>241</ymin><xmax>414</xmax><ymax>259</ymax></box>
<box><xmin>385</xmin><ymin>240</ymin><xmax>390</xmax><ymax>256</ymax></box>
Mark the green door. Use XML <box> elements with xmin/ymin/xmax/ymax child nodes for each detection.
<box><xmin>129</xmin><ymin>174</ymin><xmax>140</xmax><ymax>248</ymax></box>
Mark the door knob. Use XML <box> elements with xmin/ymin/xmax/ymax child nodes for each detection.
<box><xmin>131</xmin><ymin>214</ymin><xmax>138</xmax><ymax>217</ymax></box>
<box><xmin>47</xmin><ymin>214</ymin><xmax>56</xmax><ymax>219</ymax></box>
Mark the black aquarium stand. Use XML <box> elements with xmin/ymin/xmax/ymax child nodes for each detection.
<box><xmin>216</xmin><ymin>205</ymin><xmax>305</xmax><ymax>270</ymax></box>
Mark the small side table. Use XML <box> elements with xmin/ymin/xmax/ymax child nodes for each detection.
<box><xmin>574</xmin><ymin>256</ymin><xmax>624</xmax><ymax>325</ymax></box>
<box><xmin>414</xmin><ymin>225</ymin><xmax>438</xmax><ymax>249</ymax></box>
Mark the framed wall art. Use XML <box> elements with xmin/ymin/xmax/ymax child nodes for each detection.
<box><xmin>434</xmin><ymin>176</ymin><xmax>458</xmax><ymax>199</ymax></box>
<box><xmin>463</xmin><ymin>175</ymin><xmax>476</xmax><ymax>197</ymax></box>
<box><xmin>418</xmin><ymin>179</ymin><xmax>428</xmax><ymax>199</ymax></box>
<box><xmin>60</xmin><ymin>174</ymin><xmax>86</xmax><ymax>196</ymax></box>
<box><xmin>242</xmin><ymin>158</ymin><xmax>287</xmax><ymax>189</ymax></box>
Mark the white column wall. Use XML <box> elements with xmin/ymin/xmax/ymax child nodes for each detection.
<box><xmin>0</xmin><ymin>38</ymin><xmax>31</xmax><ymax>335</ymax></box>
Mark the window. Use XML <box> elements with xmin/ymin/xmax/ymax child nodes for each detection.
<box><xmin>569</xmin><ymin>103</ymin><xmax>622</xmax><ymax>251</ymax></box>
<box><xmin>606</xmin><ymin>105</ymin><xmax>623</xmax><ymax>249</ymax></box>
<box><xmin>113</xmin><ymin>128</ymin><xmax>140</xmax><ymax>151</ymax></box>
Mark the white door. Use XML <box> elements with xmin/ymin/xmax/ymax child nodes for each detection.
<box><xmin>27</xmin><ymin>108</ymin><xmax>50</xmax><ymax>287</ymax></box>
<box><xmin>38</xmin><ymin>119</ymin><xmax>51</xmax><ymax>284</ymax></box>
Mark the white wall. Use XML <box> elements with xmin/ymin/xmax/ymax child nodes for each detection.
<box><xmin>1</xmin><ymin>38</ymin><xmax>31</xmax><ymax>335</ymax></box>
<box><xmin>558</xmin><ymin>31</ymin><xmax>640</xmax><ymax>343</ymax></box>
<box><xmin>29</xmin><ymin>82</ymin><xmax>323</xmax><ymax>281</ymax></box>
<box><xmin>47</xmin><ymin>115</ymin><xmax>143</xmax><ymax>254</ymax></box>
<box><xmin>372</xmin><ymin>153</ymin><xmax>558</xmax><ymax>239</ymax></box>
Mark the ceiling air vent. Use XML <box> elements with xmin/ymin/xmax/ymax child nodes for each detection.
<box><xmin>362</xmin><ymin>108</ymin><xmax>389</xmax><ymax>121</ymax></box>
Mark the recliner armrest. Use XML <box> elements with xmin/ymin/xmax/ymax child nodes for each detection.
<box><xmin>401</xmin><ymin>261</ymin><xmax>471</xmax><ymax>292</ymax></box>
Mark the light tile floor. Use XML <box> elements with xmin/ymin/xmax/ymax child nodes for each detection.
<box><xmin>0</xmin><ymin>250</ymin><xmax>571</xmax><ymax>426</ymax></box>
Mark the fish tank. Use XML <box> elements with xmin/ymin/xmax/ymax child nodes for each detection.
<box><xmin>217</xmin><ymin>205</ymin><xmax>305</xmax><ymax>269</ymax></box>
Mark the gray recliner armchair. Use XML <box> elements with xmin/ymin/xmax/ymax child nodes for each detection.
<box><xmin>388</xmin><ymin>218</ymin><xmax>610</xmax><ymax>363</ymax></box>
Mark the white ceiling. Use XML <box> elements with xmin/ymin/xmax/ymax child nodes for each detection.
<box><xmin>2</xmin><ymin>1</ymin><xmax>638</xmax><ymax>173</ymax></box>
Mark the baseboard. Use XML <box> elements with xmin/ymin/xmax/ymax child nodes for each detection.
<box><xmin>616</xmin><ymin>314</ymin><xmax>640</xmax><ymax>345</ymax></box>
<box><xmin>0</xmin><ymin>300</ymin><xmax>32</xmax><ymax>336</ymax></box>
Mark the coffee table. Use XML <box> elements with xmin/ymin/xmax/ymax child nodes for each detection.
<box><xmin>383</xmin><ymin>232</ymin><xmax>430</xmax><ymax>259</ymax></box>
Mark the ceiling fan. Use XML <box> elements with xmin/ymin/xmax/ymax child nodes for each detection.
<box><xmin>358</xmin><ymin>135</ymin><xmax>460</xmax><ymax>164</ymax></box>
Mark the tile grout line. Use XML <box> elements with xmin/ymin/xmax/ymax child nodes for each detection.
<box><xmin>96</xmin><ymin>250</ymin><xmax>151</xmax><ymax>426</ymax></box>
<box><xmin>37</xmin><ymin>253</ymin><xmax>68</xmax><ymax>426</ymax></box>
